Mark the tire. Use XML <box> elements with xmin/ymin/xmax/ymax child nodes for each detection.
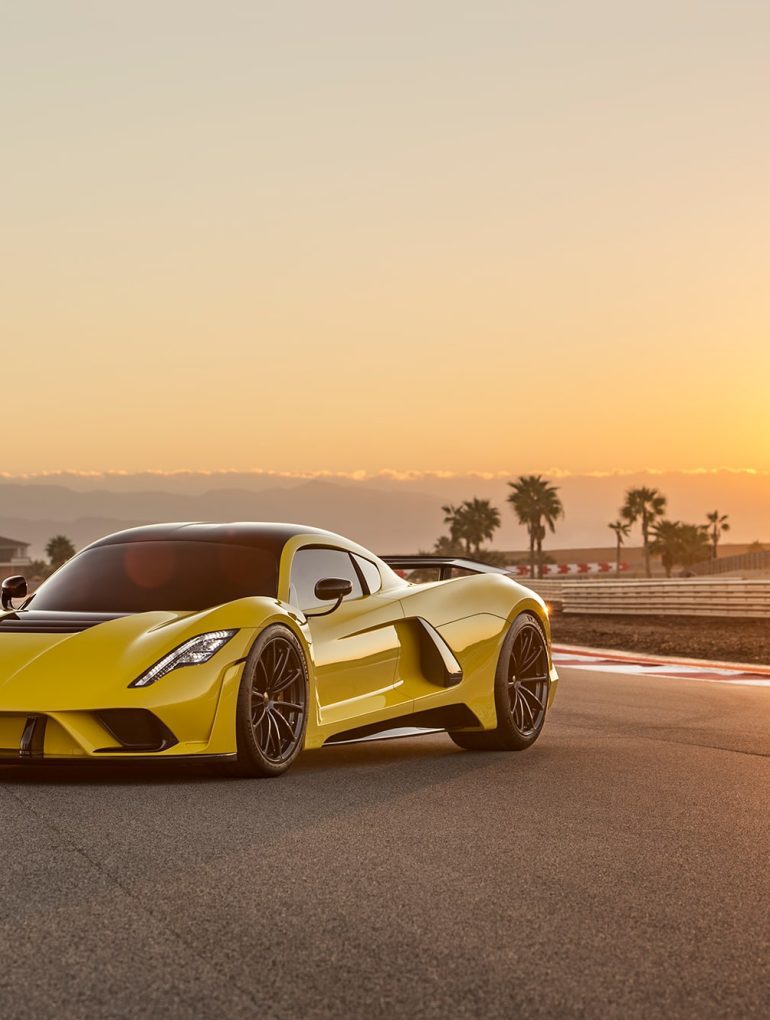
<box><xmin>449</xmin><ymin>612</ymin><xmax>550</xmax><ymax>752</ymax></box>
<box><xmin>232</xmin><ymin>624</ymin><xmax>309</xmax><ymax>777</ymax></box>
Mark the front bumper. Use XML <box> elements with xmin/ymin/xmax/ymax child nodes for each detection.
<box><xmin>0</xmin><ymin>658</ymin><xmax>247</xmax><ymax>763</ymax></box>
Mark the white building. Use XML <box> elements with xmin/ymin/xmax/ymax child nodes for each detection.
<box><xmin>0</xmin><ymin>535</ymin><xmax>32</xmax><ymax>576</ymax></box>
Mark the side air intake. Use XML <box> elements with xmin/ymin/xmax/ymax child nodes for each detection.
<box><xmin>93</xmin><ymin>710</ymin><xmax>178</xmax><ymax>753</ymax></box>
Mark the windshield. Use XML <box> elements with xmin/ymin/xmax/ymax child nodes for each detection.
<box><xmin>30</xmin><ymin>541</ymin><xmax>279</xmax><ymax>613</ymax></box>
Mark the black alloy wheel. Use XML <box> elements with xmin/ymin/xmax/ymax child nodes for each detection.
<box><xmin>234</xmin><ymin>625</ymin><xmax>309</xmax><ymax>777</ymax></box>
<box><xmin>507</xmin><ymin>619</ymin><xmax>549</xmax><ymax>738</ymax></box>
<box><xmin>449</xmin><ymin>612</ymin><xmax>550</xmax><ymax>752</ymax></box>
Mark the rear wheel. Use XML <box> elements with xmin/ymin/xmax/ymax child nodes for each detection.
<box><xmin>449</xmin><ymin>613</ymin><xmax>550</xmax><ymax>751</ymax></box>
<box><xmin>233</xmin><ymin>625</ymin><xmax>309</xmax><ymax>777</ymax></box>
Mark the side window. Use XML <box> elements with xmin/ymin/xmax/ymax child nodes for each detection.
<box><xmin>353</xmin><ymin>555</ymin><xmax>382</xmax><ymax>595</ymax></box>
<box><xmin>289</xmin><ymin>548</ymin><xmax>363</xmax><ymax>610</ymax></box>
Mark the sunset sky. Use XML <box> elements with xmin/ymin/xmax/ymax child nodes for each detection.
<box><xmin>3</xmin><ymin>1</ymin><xmax>769</xmax><ymax>477</ymax></box>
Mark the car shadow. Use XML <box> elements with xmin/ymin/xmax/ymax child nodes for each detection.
<box><xmin>0</xmin><ymin>731</ymin><xmax>551</xmax><ymax>788</ymax></box>
<box><xmin>0</xmin><ymin>733</ymin><xmax>561</xmax><ymax>863</ymax></box>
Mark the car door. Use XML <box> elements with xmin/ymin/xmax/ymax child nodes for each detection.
<box><xmin>288</xmin><ymin>547</ymin><xmax>407</xmax><ymax>727</ymax></box>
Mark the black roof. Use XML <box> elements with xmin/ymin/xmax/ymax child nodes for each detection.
<box><xmin>89</xmin><ymin>522</ymin><xmax>332</xmax><ymax>550</ymax></box>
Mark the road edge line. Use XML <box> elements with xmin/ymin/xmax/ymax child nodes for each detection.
<box><xmin>552</xmin><ymin>643</ymin><xmax>770</xmax><ymax>675</ymax></box>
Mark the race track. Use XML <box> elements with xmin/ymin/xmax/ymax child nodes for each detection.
<box><xmin>1</xmin><ymin>663</ymin><xmax>768</xmax><ymax>1019</ymax></box>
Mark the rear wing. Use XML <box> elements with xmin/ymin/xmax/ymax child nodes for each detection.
<box><xmin>380</xmin><ymin>555</ymin><xmax>510</xmax><ymax>581</ymax></box>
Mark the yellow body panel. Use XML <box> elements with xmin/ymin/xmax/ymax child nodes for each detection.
<box><xmin>0</xmin><ymin>527</ymin><xmax>558</xmax><ymax>763</ymax></box>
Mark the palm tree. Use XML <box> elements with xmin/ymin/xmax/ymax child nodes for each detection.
<box><xmin>441</xmin><ymin>504</ymin><xmax>467</xmax><ymax>553</ymax></box>
<box><xmin>677</xmin><ymin>523</ymin><xmax>711</xmax><ymax>570</ymax></box>
<box><xmin>45</xmin><ymin>534</ymin><xmax>76</xmax><ymax>569</ymax></box>
<box><xmin>621</xmin><ymin>487</ymin><xmax>667</xmax><ymax>577</ymax></box>
<box><xmin>461</xmin><ymin>498</ymin><xmax>501</xmax><ymax>557</ymax></box>
<box><xmin>608</xmin><ymin>519</ymin><xmax>631</xmax><ymax>576</ymax></box>
<box><xmin>507</xmin><ymin>477</ymin><xmax>539</xmax><ymax>577</ymax></box>
<box><xmin>706</xmin><ymin>510</ymin><xmax>730</xmax><ymax>560</ymax></box>
<box><xmin>650</xmin><ymin>520</ymin><xmax>681</xmax><ymax>578</ymax></box>
<box><xmin>442</xmin><ymin>499</ymin><xmax>501</xmax><ymax>557</ymax></box>
<box><xmin>534</xmin><ymin>484</ymin><xmax>563</xmax><ymax>579</ymax></box>
<box><xmin>652</xmin><ymin>520</ymin><xmax>710</xmax><ymax>577</ymax></box>
<box><xmin>433</xmin><ymin>535</ymin><xmax>465</xmax><ymax>557</ymax></box>
<box><xmin>507</xmin><ymin>475</ymin><xmax>564</xmax><ymax>578</ymax></box>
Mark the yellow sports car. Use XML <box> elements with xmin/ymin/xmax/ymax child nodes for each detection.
<box><xmin>0</xmin><ymin>523</ymin><xmax>558</xmax><ymax>777</ymax></box>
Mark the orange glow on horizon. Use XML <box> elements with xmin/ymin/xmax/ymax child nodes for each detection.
<box><xmin>3</xmin><ymin>3</ymin><xmax>769</xmax><ymax>477</ymax></box>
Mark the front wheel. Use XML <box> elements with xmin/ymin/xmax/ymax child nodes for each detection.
<box><xmin>233</xmin><ymin>624</ymin><xmax>309</xmax><ymax>777</ymax></box>
<box><xmin>449</xmin><ymin>613</ymin><xmax>550</xmax><ymax>751</ymax></box>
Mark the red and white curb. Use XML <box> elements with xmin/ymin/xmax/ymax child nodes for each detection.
<box><xmin>509</xmin><ymin>562</ymin><xmax>629</xmax><ymax>576</ymax></box>
<box><xmin>552</xmin><ymin>645</ymin><xmax>770</xmax><ymax>687</ymax></box>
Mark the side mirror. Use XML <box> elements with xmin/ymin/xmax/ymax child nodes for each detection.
<box><xmin>305</xmin><ymin>577</ymin><xmax>353</xmax><ymax>618</ymax></box>
<box><xmin>1</xmin><ymin>575</ymin><xmax>28</xmax><ymax>611</ymax></box>
<box><xmin>314</xmin><ymin>577</ymin><xmax>353</xmax><ymax>602</ymax></box>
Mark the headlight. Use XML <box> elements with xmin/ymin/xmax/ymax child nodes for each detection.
<box><xmin>129</xmin><ymin>630</ymin><xmax>238</xmax><ymax>688</ymax></box>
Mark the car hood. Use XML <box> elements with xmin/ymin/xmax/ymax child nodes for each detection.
<box><xmin>0</xmin><ymin>599</ymin><xmax>278</xmax><ymax>711</ymax></box>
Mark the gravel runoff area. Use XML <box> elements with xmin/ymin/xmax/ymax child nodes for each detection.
<box><xmin>551</xmin><ymin>612</ymin><xmax>770</xmax><ymax>665</ymax></box>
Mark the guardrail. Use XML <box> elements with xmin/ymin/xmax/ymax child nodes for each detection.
<box><xmin>556</xmin><ymin>578</ymin><xmax>770</xmax><ymax>618</ymax></box>
<box><xmin>690</xmin><ymin>550</ymin><xmax>770</xmax><ymax>576</ymax></box>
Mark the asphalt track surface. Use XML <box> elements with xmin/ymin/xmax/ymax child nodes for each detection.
<box><xmin>1</xmin><ymin>667</ymin><xmax>768</xmax><ymax>1019</ymax></box>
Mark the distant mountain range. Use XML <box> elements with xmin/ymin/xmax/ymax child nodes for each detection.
<box><xmin>1</xmin><ymin>470</ymin><xmax>767</xmax><ymax>558</ymax></box>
